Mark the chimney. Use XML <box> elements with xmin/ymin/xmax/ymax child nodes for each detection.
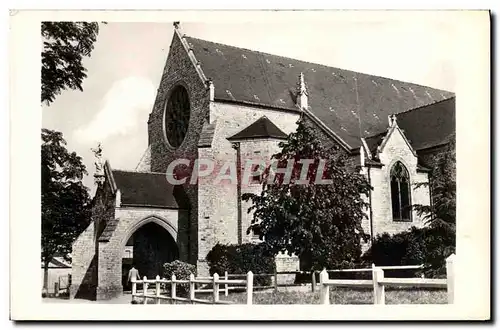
<box><xmin>296</xmin><ymin>72</ymin><xmax>308</xmax><ymax>110</ymax></box>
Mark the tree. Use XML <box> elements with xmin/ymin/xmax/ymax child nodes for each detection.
<box><xmin>242</xmin><ymin>119</ymin><xmax>372</xmax><ymax>270</ymax></box>
<box><xmin>413</xmin><ymin>135</ymin><xmax>456</xmax><ymax>230</ymax></box>
<box><xmin>41</xmin><ymin>22</ymin><xmax>101</xmax><ymax>105</ymax></box>
<box><xmin>406</xmin><ymin>135</ymin><xmax>456</xmax><ymax>276</ymax></box>
<box><xmin>41</xmin><ymin>129</ymin><xmax>91</xmax><ymax>292</ymax></box>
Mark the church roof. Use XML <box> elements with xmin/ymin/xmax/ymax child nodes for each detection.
<box><xmin>363</xmin><ymin>97</ymin><xmax>455</xmax><ymax>157</ymax></box>
<box><xmin>395</xmin><ymin>97</ymin><xmax>455</xmax><ymax>151</ymax></box>
<box><xmin>184</xmin><ymin>36</ymin><xmax>455</xmax><ymax>150</ymax></box>
<box><xmin>112</xmin><ymin>170</ymin><xmax>180</xmax><ymax>209</ymax></box>
<box><xmin>227</xmin><ymin>116</ymin><xmax>288</xmax><ymax>141</ymax></box>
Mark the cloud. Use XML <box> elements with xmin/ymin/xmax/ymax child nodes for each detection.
<box><xmin>74</xmin><ymin>76</ymin><xmax>155</xmax><ymax>144</ymax></box>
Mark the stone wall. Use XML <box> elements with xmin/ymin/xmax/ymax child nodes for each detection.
<box><xmin>147</xmin><ymin>32</ymin><xmax>211</xmax><ymax>267</ymax></box>
<box><xmin>96</xmin><ymin>207</ymin><xmax>180</xmax><ymax>300</ymax></box>
<box><xmin>69</xmin><ymin>222</ymin><xmax>95</xmax><ymax>300</ymax></box>
<box><xmin>195</xmin><ymin>101</ymin><xmax>300</xmax><ymax>275</ymax></box>
<box><xmin>369</xmin><ymin>127</ymin><xmax>430</xmax><ymax>237</ymax></box>
<box><xmin>71</xmin><ymin>178</ymin><xmax>115</xmax><ymax>300</ymax></box>
<box><xmin>239</xmin><ymin>138</ymin><xmax>283</xmax><ymax>244</ymax></box>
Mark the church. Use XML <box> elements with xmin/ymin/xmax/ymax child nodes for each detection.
<box><xmin>70</xmin><ymin>22</ymin><xmax>456</xmax><ymax>300</ymax></box>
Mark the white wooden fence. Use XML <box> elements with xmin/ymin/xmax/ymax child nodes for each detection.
<box><xmin>319</xmin><ymin>254</ymin><xmax>455</xmax><ymax>305</ymax></box>
<box><xmin>131</xmin><ymin>254</ymin><xmax>455</xmax><ymax>305</ymax></box>
<box><xmin>131</xmin><ymin>271</ymin><xmax>254</xmax><ymax>305</ymax></box>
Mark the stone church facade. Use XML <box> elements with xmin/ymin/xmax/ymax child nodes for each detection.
<box><xmin>70</xmin><ymin>23</ymin><xmax>455</xmax><ymax>300</ymax></box>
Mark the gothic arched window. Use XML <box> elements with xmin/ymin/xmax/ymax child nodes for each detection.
<box><xmin>164</xmin><ymin>85</ymin><xmax>191</xmax><ymax>148</ymax></box>
<box><xmin>390</xmin><ymin>161</ymin><xmax>412</xmax><ymax>222</ymax></box>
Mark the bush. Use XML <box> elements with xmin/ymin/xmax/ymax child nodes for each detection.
<box><xmin>162</xmin><ymin>260</ymin><xmax>197</xmax><ymax>295</ymax></box>
<box><xmin>362</xmin><ymin>225</ymin><xmax>455</xmax><ymax>278</ymax></box>
<box><xmin>206</xmin><ymin>243</ymin><xmax>276</xmax><ymax>286</ymax></box>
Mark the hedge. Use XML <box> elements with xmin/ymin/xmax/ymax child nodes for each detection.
<box><xmin>162</xmin><ymin>260</ymin><xmax>197</xmax><ymax>295</ymax></box>
<box><xmin>362</xmin><ymin>224</ymin><xmax>455</xmax><ymax>278</ymax></box>
<box><xmin>206</xmin><ymin>243</ymin><xmax>276</xmax><ymax>286</ymax></box>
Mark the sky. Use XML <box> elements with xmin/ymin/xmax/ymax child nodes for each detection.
<box><xmin>42</xmin><ymin>19</ymin><xmax>457</xmax><ymax>191</ymax></box>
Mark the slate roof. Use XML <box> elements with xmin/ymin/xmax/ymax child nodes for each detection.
<box><xmin>364</xmin><ymin>131</ymin><xmax>386</xmax><ymax>155</ymax></box>
<box><xmin>227</xmin><ymin>116</ymin><xmax>288</xmax><ymax>141</ymax></box>
<box><xmin>363</xmin><ymin>97</ymin><xmax>455</xmax><ymax>158</ymax></box>
<box><xmin>395</xmin><ymin>97</ymin><xmax>455</xmax><ymax>151</ymax></box>
<box><xmin>185</xmin><ymin>36</ymin><xmax>455</xmax><ymax>149</ymax></box>
<box><xmin>112</xmin><ymin>170</ymin><xmax>180</xmax><ymax>209</ymax></box>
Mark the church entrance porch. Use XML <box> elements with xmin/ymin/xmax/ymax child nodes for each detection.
<box><xmin>94</xmin><ymin>214</ymin><xmax>180</xmax><ymax>301</ymax></box>
<box><xmin>122</xmin><ymin>222</ymin><xmax>179</xmax><ymax>291</ymax></box>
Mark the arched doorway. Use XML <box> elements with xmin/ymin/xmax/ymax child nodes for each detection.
<box><xmin>121</xmin><ymin>220</ymin><xmax>179</xmax><ymax>292</ymax></box>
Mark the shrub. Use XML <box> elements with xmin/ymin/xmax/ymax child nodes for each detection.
<box><xmin>362</xmin><ymin>225</ymin><xmax>455</xmax><ymax>278</ymax></box>
<box><xmin>206</xmin><ymin>243</ymin><xmax>276</xmax><ymax>286</ymax></box>
<box><xmin>162</xmin><ymin>260</ymin><xmax>197</xmax><ymax>295</ymax></box>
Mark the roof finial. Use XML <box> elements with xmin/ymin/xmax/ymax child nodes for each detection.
<box><xmin>388</xmin><ymin>114</ymin><xmax>398</xmax><ymax>127</ymax></box>
<box><xmin>173</xmin><ymin>21</ymin><xmax>180</xmax><ymax>29</ymax></box>
<box><xmin>207</xmin><ymin>78</ymin><xmax>215</xmax><ymax>102</ymax></box>
<box><xmin>296</xmin><ymin>72</ymin><xmax>308</xmax><ymax>110</ymax></box>
<box><xmin>91</xmin><ymin>143</ymin><xmax>105</xmax><ymax>185</ymax></box>
<box><xmin>298</xmin><ymin>72</ymin><xmax>307</xmax><ymax>96</ymax></box>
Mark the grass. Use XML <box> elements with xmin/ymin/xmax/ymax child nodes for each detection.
<box><xmin>134</xmin><ymin>287</ymin><xmax>447</xmax><ymax>305</ymax></box>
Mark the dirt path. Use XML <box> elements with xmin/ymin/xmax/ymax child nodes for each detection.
<box><xmin>43</xmin><ymin>293</ymin><xmax>133</xmax><ymax>304</ymax></box>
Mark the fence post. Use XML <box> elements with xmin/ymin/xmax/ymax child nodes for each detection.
<box><xmin>213</xmin><ymin>273</ymin><xmax>220</xmax><ymax>303</ymax></box>
<box><xmin>189</xmin><ymin>273</ymin><xmax>195</xmax><ymax>303</ymax></box>
<box><xmin>372</xmin><ymin>264</ymin><xmax>385</xmax><ymax>305</ymax></box>
<box><xmin>311</xmin><ymin>271</ymin><xmax>316</xmax><ymax>293</ymax></box>
<box><xmin>224</xmin><ymin>271</ymin><xmax>229</xmax><ymax>296</ymax></box>
<box><xmin>319</xmin><ymin>269</ymin><xmax>329</xmax><ymax>305</ymax></box>
<box><xmin>143</xmin><ymin>276</ymin><xmax>148</xmax><ymax>304</ymax></box>
<box><xmin>171</xmin><ymin>274</ymin><xmax>176</xmax><ymax>304</ymax></box>
<box><xmin>446</xmin><ymin>254</ymin><xmax>455</xmax><ymax>304</ymax></box>
<box><xmin>155</xmin><ymin>275</ymin><xmax>161</xmax><ymax>304</ymax></box>
<box><xmin>274</xmin><ymin>267</ymin><xmax>278</xmax><ymax>293</ymax></box>
<box><xmin>246</xmin><ymin>271</ymin><xmax>254</xmax><ymax>305</ymax></box>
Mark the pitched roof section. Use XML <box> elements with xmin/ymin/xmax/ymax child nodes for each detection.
<box><xmin>41</xmin><ymin>257</ymin><xmax>71</xmax><ymax>268</ymax></box>
<box><xmin>364</xmin><ymin>132</ymin><xmax>386</xmax><ymax>155</ymax></box>
<box><xmin>98</xmin><ymin>219</ymin><xmax>119</xmax><ymax>242</ymax></box>
<box><xmin>358</xmin><ymin>97</ymin><xmax>455</xmax><ymax>158</ymax></box>
<box><xmin>111</xmin><ymin>170</ymin><xmax>180</xmax><ymax>209</ymax></box>
<box><xmin>184</xmin><ymin>36</ymin><xmax>455</xmax><ymax>149</ymax></box>
<box><xmin>227</xmin><ymin>116</ymin><xmax>288</xmax><ymax>141</ymax></box>
<box><xmin>395</xmin><ymin>97</ymin><xmax>456</xmax><ymax>150</ymax></box>
<box><xmin>198</xmin><ymin>120</ymin><xmax>217</xmax><ymax>147</ymax></box>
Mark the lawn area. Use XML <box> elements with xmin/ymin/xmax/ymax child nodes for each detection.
<box><xmin>131</xmin><ymin>287</ymin><xmax>447</xmax><ymax>305</ymax></box>
<box><xmin>219</xmin><ymin>287</ymin><xmax>447</xmax><ymax>305</ymax></box>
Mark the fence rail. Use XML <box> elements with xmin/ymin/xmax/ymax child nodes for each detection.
<box><xmin>131</xmin><ymin>254</ymin><xmax>455</xmax><ymax>305</ymax></box>
<box><xmin>131</xmin><ymin>271</ymin><xmax>254</xmax><ymax>305</ymax></box>
<box><xmin>318</xmin><ymin>254</ymin><xmax>455</xmax><ymax>305</ymax></box>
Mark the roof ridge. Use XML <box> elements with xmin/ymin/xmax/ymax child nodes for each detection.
<box><xmin>396</xmin><ymin>96</ymin><xmax>456</xmax><ymax>117</ymax></box>
<box><xmin>362</xmin><ymin>96</ymin><xmax>456</xmax><ymax>139</ymax></box>
<box><xmin>227</xmin><ymin>115</ymin><xmax>287</xmax><ymax>140</ymax></box>
<box><xmin>365</xmin><ymin>130</ymin><xmax>388</xmax><ymax>140</ymax></box>
<box><xmin>112</xmin><ymin>169</ymin><xmax>166</xmax><ymax>176</ymax></box>
<box><xmin>185</xmin><ymin>35</ymin><xmax>454</xmax><ymax>94</ymax></box>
